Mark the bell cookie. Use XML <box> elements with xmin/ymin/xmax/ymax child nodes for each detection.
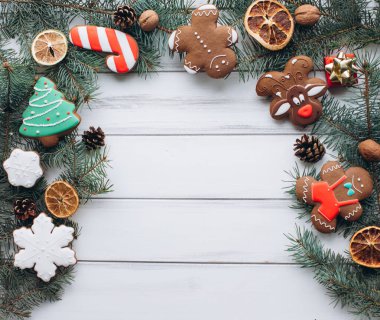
<box><xmin>296</xmin><ymin>161</ymin><xmax>373</xmax><ymax>233</ymax></box>
<box><xmin>168</xmin><ymin>4</ymin><xmax>238</xmax><ymax>79</ymax></box>
<box><xmin>19</xmin><ymin>77</ymin><xmax>81</xmax><ymax>148</ymax></box>
<box><xmin>3</xmin><ymin>149</ymin><xmax>43</xmax><ymax>188</ymax></box>
<box><xmin>256</xmin><ymin>56</ymin><xmax>327</xmax><ymax>126</ymax></box>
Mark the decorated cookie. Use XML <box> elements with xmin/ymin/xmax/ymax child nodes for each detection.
<box><xmin>256</xmin><ymin>56</ymin><xmax>327</xmax><ymax>126</ymax></box>
<box><xmin>168</xmin><ymin>4</ymin><xmax>238</xmax><ymax>79</ymax></box>
<box><xmin>3</xmin><ymin>149</ymin><xmax>43</xmax><ymax>188</ymax></box>
<box><xmin>296</xmin><ymin>161</ymin><xmax>373</xmax><ymax>233</ymax></box>
<box><xmin>19</xmin><ymin>77</ymin><xmax>81</xmax><ymax>148</ymax></box>
<box><xmin>13</xmin><ymin>213</ymin><xmax>76</xmax><ymax>282</ymax></box>
<box><xmin>69</xmin><ymin>26</ymin><xmax>139</xmax><ymax>73</ymax></box>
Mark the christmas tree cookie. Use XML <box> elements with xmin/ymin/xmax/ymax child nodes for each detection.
<box><xmin>19</xmin><ymin>77</ymin><xmax>81</xmax><ymax>147</ymax></box>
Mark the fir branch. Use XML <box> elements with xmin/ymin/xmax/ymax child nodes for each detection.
<box><xmin>287</xmin><ymin>227</ymin><xmax>380</xmax><ymax>317</ymax></box>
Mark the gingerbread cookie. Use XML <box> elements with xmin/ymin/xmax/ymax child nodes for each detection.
<box><xmin>19</xmin><ymin>77</ymin><xmax>81</xmax><ymax>148</ymax></box>
<box><xmin>296</xmin><ymin>161</ymin><xmax>373</xmax><ymax>233</ymax></box>
<box><xmin>256</xmin><ymin>56</ymin><xmax>327</xmax><ymax>126</ymax></box>
<box><xmin>3</xmin><ymin>149</ymin><xmax>43</xmax><ymax>188</ymax></box>
<box><xmin>168</xmin><ymin>4</ymin><xmax>238</xmax><ymax>79</ymax></box>
<box><xmin>13</xmin><ymin>213</ymin><xmax>76</xmax><ymax>282</ymax></box>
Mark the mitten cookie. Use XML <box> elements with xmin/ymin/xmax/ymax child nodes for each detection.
<box><xmin>256</xmin><ymin>56</ymin><xmax>327</xmax><ymax>126</ymax></box>
<box><xmin>19</xmin><ymin>77</ymin><xmax>81</xmax><ymax>148</ymax></box>
<box><xmin>168</xmin><ymin>4</ymin><xmax>238</xmax><ymax>79</ymax></box>
<box><xmin>296</xmin><ymin>161</ymin><xmax>373</xmax><ymax>233</ymax></box>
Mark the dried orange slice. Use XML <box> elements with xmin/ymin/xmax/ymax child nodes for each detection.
<box><xmin>31</xmin><ymin>30</ymin><xmax>68</xmax><ymax>66</ymax></box>
<box><xmin>244</xmin><ymin>0</ymin><xmax>294</xmax><ymax>51</ymax></box>
<box><xmin>45</xmin><ymin>181</ymin><xmax>79</xmax><ymax>218</ymax></box>
<box><xmin>350</xmin><ymin>226</ymin><xmax>380</xmax><ymax>268</ymax></box>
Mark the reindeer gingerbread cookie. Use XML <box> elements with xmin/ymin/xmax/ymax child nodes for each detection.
<box><xmin>168</xmin><ymin>4</ymin><xmax>238</xmax><ymax>79</ymax></box>
<box><xmin>256</xmin><ymin>56</ymin><xmax>327</xmax><ymax>126</ymax></box>
<box><xmin>296</xmin><ymin>161</ymin><xmax>373</xmax><ymax>233</ymax></box>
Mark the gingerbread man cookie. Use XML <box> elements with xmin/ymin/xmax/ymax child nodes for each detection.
<box><xmin>296</xmin><ymin>161</ymin><xmax>373</xmax><ymax>233</ymax></box>
<box><xmin>168</xmin><ymin>4</ymin><xmax>238</xmax><ymax>79</ymax></box>
<box><xmin>256</xmin><ymin>56</ymin><xmax>327</xmax><ymax>126</ymax></box>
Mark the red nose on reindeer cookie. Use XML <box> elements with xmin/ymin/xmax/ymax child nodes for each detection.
<box><xmin>168</xmin><ymin>4</ymin><xmax>238</xmax><ymax>79</ymax></box>
<box><xmin>256</xmin><ymin>56</ymin><xmax>327</xmax><ymax>126</ymax></box>
<box><xmin>295</xmin><ymin>161</ymin><xmax>373</xmax><ymax>233</ymax></box>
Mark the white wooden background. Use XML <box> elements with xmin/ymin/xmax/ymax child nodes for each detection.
<box><xmin>28</xmin><ymin>10</ymin><xmax>363</xmax><ymax>319</ymax></box>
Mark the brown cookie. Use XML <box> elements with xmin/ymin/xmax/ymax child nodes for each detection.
<box><xmin>295</xmin><ymin>161</ymin><xmax>373</xmax><ymax>233</ymax></box>
<box><xmin>168</xmin><ymin>4</ymin><xmax>238</xmax><ymax>79</ymax></box>
<box><xmin>256</xmin><ymin>56</ymin><xmax>327</xmax><ymax>126</ymax></box>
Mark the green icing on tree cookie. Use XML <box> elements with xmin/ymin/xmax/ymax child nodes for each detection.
<box><xmin>19</xmin><ymin>77</ymin><xmax>80</xmax><ymax>138</ymax></box>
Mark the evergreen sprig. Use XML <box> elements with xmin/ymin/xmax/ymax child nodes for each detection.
<box><xmin>0</xmin><ymin>3</ymin><xmax>111</xmax><ymax>318</ymax></box>
<box><xmin>287</xmin><ymin>54</ymin><xmax>380</xmax><ymax>317</ymax></box>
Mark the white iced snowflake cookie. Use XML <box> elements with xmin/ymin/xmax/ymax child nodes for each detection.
<box><xmin>3</xmin><ymin>149</ymin><xmax>43</xmax><ymax>188</ymax></box>
<box><xmin>13</xmin><ymin>213</ymin><xmax>77</xmax><ymax>282</ymax></box>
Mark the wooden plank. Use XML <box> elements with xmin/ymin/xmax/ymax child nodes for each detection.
<box><xmin>30</xmin><ymin>262</ymin><xmax>355</xmax><ymax>320</ymax></box>
<box><xmin>73</xmin><ymin>199</ymin><xmax>347</xmax><ymax>263</ymax></box>
<box><xmin>78</xmin><ymin>72</ymin><xmax>313</xmax><ymax>135</ymax></box>
<box><xmin>103</xmin><ymin>135</ymin><xmax>333</xmax><ymax>199</ymax></box>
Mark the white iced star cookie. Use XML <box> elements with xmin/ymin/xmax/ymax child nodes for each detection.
<box><xmin>13</xmin><ymin>213</ymin><xmax>77</xmax><ymax>282</ymax></box>
<box><xmin>3</xmin><ymin>149</ymin><xmax>43</xmax><ymax>188</ymax></box>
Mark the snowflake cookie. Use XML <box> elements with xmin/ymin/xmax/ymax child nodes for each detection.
<box><xmin>296</xmin><ymin>161</ymin><xmax>373</xmax><ymax>233</ymax></box>
<box><xmin>13</xmin><ymin>213</ymin><xmax>77</xmax><ymax>282</ymax></box>
<box><xmin>168</xmin><ymin>4</ymin><xmax>238</xmax><ymax>79</ymax></box>
<box><xmin>3</xmin><ymin>149</ymin><xmax>43</xmax><ymax>188</ymax></box>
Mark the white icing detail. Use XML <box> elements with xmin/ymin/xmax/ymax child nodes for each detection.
<box><xmin>351</xmin><ymin>175</ymin><xmax>363</xmax><ymax>194</ymax></box>
<box><xmin>344</xmin><ymin>204</ymin><xmax>361</xmax><ymax>220</ymax></box>
<box><xmin>193</xmin><ymin>10</ymin><xmax>218</xmax><ymax>16</ymax></box>
<box><xmin>208</xmin><ymin>49</ymin><xmax>211</xmax><ymax>53</ymax></box>
<box><xmin>274</xmin><ymin>102</ymin><xmax>291</xmax><ymax>116</ymax></box>
<box><xmin>77</xmin><ymin>26</ymin><xmax>91</xmax><ymax>49</ymax></box>
<box><xmin>307</xmin><ymin>85</ymin><xmax>326</xmax><ymax>97</ymax></box>
<box><xmin>275</xmin><ymin>92</ymin><xmax>282</xmax><ymax>98</ymax></box>
<box><xmin>13</xmin><ymin>213</ymin><xmax>76</xmax><ymax>282</ymax></box>
<box><xmin>36</xmin><ymin>130</ymin><xmax>40</xmax><ymax>134</ymax></box>
<box><xmin>292</xmin><ymin>58</ymin><xmax>298</xmax><ymax>64</ymax></box>
<box><xmin>284</xmin><ymin>75</ymin><xmax>290</xmax><ymax>79</ymax></box>
<box><xmin>168</xmin><ymin>31</ymin><xmax>177</xmax><ymax>50</ymax></box>
<box><xmin>97</xmin><ymin>27</ymin><xmax>112</xmax><ymax>52</ymax></box>
<box><xmin>200</xmin><ymin>40</ymin><xmax>204</xmax><ymax>44</ymax></box>
<box><xmin>302</xmin><ymin>177</ymin><xmax>310</xmax><ymax>203</ymax></box>
<box><xmin>230</xmin><ymin>29</ymin><xmax>238</xmax><ymax>44</ymax></box>
<box><xmin>194</xmin><ymin>32</ymin><xmax>198</xmax><ymax>35</ymax></box>
<box><xmin>312</xmin><ymin>215</ymin><xmax>335</xmax><ymax>230</ymax></box>
<box><xmin>203</xmin><ymin>45</ymin><xmax>207</xmax><ymax>48</ymax></box>
<box><xmin>3</xmin><ymin>149</ymin><xmax>43</xmax><ymax>188</ymax></box>
<box><xmin>358</xmin><ymin>178</ymin><xmax>361</xmax><ymax>181</ymax></box>
<box><xmin>184</xmin><ymin>65</ymin><xmax>198</xmax><ymax>74</ymax></box>
<box><xmin>106</xmin><ymin>56</ymin><xmax>117</xmax><ymax>73</ymax></box>
<box><xmin>209</xmin><ymin>54</ymin><xmax>227</xmax><ymax>69</ymax></box>
<box><xmin>227</xmin><ymin>28</ymin><xmax>238</xmax><ymax>46</ymax></box>
<box><xmin>197</xmin><ymin>4</ymin><xmax>217</xmax><ymax>10</ymax></box>
<box><xmin>264</xmin><ymin>74</ymin><xmax>273</xmax><ymax>78</ymax></box>
<box><xmin>361</xmin><ymin>184</ymin><xmax>364</xmax><ymax>187</ymax></box>
<box><xmin>24</xmin><ymin>115</ymin><xmax>73</xmax><ymax>128</ymax></box>
<box><xmin>115</xmin><ymin>30</ymin><xmax>136</xmax><ymax>71</ymax></box>
<box><xmin>222</xmin><ymin>60</ymin><xmax>226</xmax><ymax>64</ymax></box>
<box><xmin>299</xmin><ymin>94</ymin><xmax>305</xmax><ymax>102</ymax></box>
<box><xmin>322</xmin><ymin>164</ymin><xmax>341</xmax><ymax>175</ymax></box>
<box><xmin>196</xmin><ymin>36</ymin><xmax>200</xmax><ymax>39</ymax></box>
<box><xmin>293</xmin><ymin>97</ymin><xmax>300</xmax><ymax>105</ymax></box>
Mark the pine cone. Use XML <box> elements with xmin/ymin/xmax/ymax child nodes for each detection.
<box><xmin>14</xmin><ymin>198</ymin><xmax>37</xmax><ymax>220</ymax></box>
<box><xmin>113</xmin><ymin>5</ymin><xmax>137</xmax><ymax>29</ymax></box>
<box><xmin>82</xmin><ymin>126</ymin><xmax>105</xmax><ymax>150</ymax></box>
<box><xmin>294</xmin><ymin>134</ymin><xmax>325</xmax><ymax>163</ymax></box>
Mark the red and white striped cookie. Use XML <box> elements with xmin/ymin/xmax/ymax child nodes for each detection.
<box><xmin>69</xmin><ymin>26</ymin><xmax>139</xmax><ymax>73</ymax></box>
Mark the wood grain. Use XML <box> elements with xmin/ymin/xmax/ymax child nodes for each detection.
<box><xmin>31</xmin><ymin>262</ymin><xmax>355</xmax><ymax>320</ymax></box>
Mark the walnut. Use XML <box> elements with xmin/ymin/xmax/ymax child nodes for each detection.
<box><xmin>139</xmin><ymin>10</ymin><xmax>159</xmax><ymax>32</ymax></box>
<box><xmin>358</xmin><ymin>139</ymin><xmax>380</xmax><ymax>162</ymax></box>
<box><xmin>294</xmin><ymin>4</ymin><xmax>321</xmax><ymax>26</ymax></box>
